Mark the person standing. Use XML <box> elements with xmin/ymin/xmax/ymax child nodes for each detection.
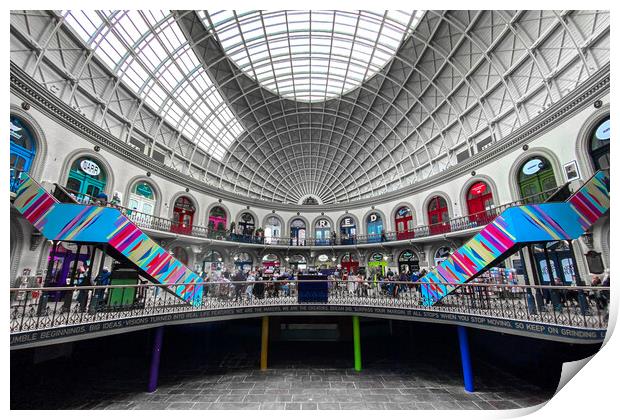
<box><xmin>89</xmin><ymin>266</ymin><xmax>111</xmax><ymax>314</ymax></box>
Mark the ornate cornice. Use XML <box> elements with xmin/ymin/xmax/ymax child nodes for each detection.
<box><xmin>10</xmin><ymin>61</ymin><xmax>609</xmax><ymax>212</ymax></box>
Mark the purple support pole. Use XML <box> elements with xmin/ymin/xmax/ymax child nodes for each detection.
<box><xmin>147</xmin><ymin>326</ymin><xmax>164</xmax><ymax>393</ymax></box>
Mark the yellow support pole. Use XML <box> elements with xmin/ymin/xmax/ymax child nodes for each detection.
<box><xmin>260</xmin><ymin>316</ymin><xmax>269</xmax><ymax>371</ymax></box>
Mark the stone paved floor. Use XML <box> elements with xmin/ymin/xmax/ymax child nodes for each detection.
<box><xmin>13</xmin><ymin>351</ymin><xmax>552</xmax><ymax>410</ymax></box>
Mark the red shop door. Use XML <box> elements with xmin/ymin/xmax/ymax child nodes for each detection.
<box><xmin>395</xmin><ymin>215</ymin><xmax>415</xmax><ymax>240</ymax></box>
<box><xmin>341</xmin><ymin>261</ymin><xmax>359</xmax><ymax>274</ymax></box>
<box><xmin>172</xmin><ymin>208</ymin><xmax>194</xmax><ymax>235</ymax></box>
<box><xmin>428</xmin><ymin>197</ymin><xmax>450</xmax><ymax>235</ymax></box>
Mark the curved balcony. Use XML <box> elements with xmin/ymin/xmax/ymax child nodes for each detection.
<box><xmin>48</xmin><ymin>183</ymin><xmax>562</xmax><ymax>248</ymax></box>
<box><xmin>9</xmin><ymin>281</ymin><xmax>609</xmax><ymax>349</ymax></box>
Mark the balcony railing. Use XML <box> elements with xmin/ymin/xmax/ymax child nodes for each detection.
<box><xmin>45</xmin><ymin>182</ymin><xmax>561</xmax><ymax>247</ymax></box>
<box><xmin>9</xmin><ymin>281</ymin><xmax>609</xmax><ymax>336</ymax></box>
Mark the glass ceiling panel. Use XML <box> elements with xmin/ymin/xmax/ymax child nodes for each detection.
<box><xmin>62</xmin><ymin>10</ymin><xmax>244</xmax><ymax>161</ymax></box>
<box><xmin>200</xmin><ymin>10</ymin><xmax>425</xmax><ymax>102</ymax></box>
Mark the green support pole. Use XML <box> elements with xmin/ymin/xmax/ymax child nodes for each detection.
<box><xmin>352</xmin><ymin>316</ymin><xmax>362</xmax><ymax>372</ymax></box>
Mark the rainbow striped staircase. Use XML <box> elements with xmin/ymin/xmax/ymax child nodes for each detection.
<box><xmin>419</xmin><ymin>170</ymin><xmax>610</xmax><ymax>306</ymax></box>
<box><xmin>12</xmin><ymin>174</ymin><xmax>202</xmax><ymax>305</ymax></box>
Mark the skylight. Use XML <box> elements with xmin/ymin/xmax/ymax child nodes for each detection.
<box><xmin>200</xmin><ymin>10</ymin><xmax>425</xmax><ymax>102</ymax></box>
<box><xmin>62</xmin><ymin>10</ymin><xmax>244</xmax><ymax>160</ymax></box>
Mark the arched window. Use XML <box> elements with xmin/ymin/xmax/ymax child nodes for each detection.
<box><xmin>466</xmin><ymin>181</ymin><xmax>494</xmax><ymax>224</ymax></box>
<box><xmin>428</xmin><ymin>196</ymin><xmax>450</xmax><ymax>235</ymax></box>
<box><xmin>434</xmin><ymin>246</ymin><xmax>453</xmax><ymax>266</ymax></box>
<box><xmin>208</xmin><ymin>206</ymin><xmax>227</xmax><ymax>235</ymax></box>
<box><xmin>366</xmin><ymin>212</ymin><xmax>384</xmax><ymax>243</ymax></box>
<box><xmin>518</xmin><ymin>156</ymin><xmax>557</xmax><ymax>201</ymax></box>
<box><xmin>262</xmin><ymin>254</ymin><xmax>280</xmax><ymax>269</ymax></box>
<box><xmin>202</xmin><ymin>250</ymin><xmax>223</xmax><ymax>273</ymax></box>
<box><xmin>238</xmin><ymin>213</ymin><xmax>255</xmax><ymax>235</ymax></box>
<box><xmin>10</xmin><ymin>116</ymin><xmax>37</xmax><ymax>191</ymax></box>
<box><xmin>66</xmin><ymin>157</ymin><xmax>108</xmax><ymax>201</ymax></box>
<box><xmin>171</xmin><ymin>246</ymin><xmax>189</xmax><ymax>266</ymax></box>
<box><xmin>265</xmin><ymin>216</ymin><xmax>281</xmax><ymax>244</ymax></box>
<box><xmin>395</xmin><ymin>206</ymin><xmax>414</xmax><ymax>240</ymax></box>
<box><xmin>340</xmin><ymin>216</ymin><xmax>357</xmax><ymax>244</ymax></box>
<box><xmin>171</xmin><ymin>196</ymin><xmax>195</xmax><ymax>235</ymax></box>
<box><xmin>290</xmin><ymin>219</ymin><xmax>306</xmax><ymax>246</ymax></box>
<box><xmin>590</xmin><ymin>117</ymin><xmax>610</xmax><ymax>170</ymax></box>
<box><xmin>315</xmin><ymin>218</ymin><xmax>331</xmax><ymax>245</ymax></box>
<box><xmin>398</xmin><ymin>250</ymin><xmax>420</xmax><ymax>274</ymax></box>
<box><xmin>128</xmin><ymin>181</ymin><xmax>156</xmax><ymax>216</ymax></box>
<box><xmin>233</xmin><ymin>252</ymin><xmax>253</xmax><ymax>271</ymax></box>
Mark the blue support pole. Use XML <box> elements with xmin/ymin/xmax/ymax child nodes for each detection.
<box><xmin>147</xmin><ymin>326</ymin><xmax>164</xmax><ymax>393</ymax></box>
<box><xmin>457</xmin><ymin>325</ymin><xmax>474</xmax><ymax>392</ymax></box>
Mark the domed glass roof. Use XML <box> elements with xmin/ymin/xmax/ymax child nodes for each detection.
<box><xmin>200</xmin><ymin>10</ymin><xmax>425</xmax><ymax>102</ymax></box>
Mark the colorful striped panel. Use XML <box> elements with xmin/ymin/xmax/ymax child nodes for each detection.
<box><xmin>420</xmin><ymin>171</ymin><xmax>610</xmax><ymax>306</ymax></box>
<box><xmin>12</xmin><ymin>174</ymin><xmax>202</xmax><ymax>306</ymax></box>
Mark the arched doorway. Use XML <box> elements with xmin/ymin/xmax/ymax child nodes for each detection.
<box><xmin>208</xmin><ymin>206</ymin><xmax>227</xmax><ymax>238</ymax></box>
<box><xmin>128</xmin><ymin>181</ymin><xmax>156</xmax><ymax>216</ymax></box>
<box><xmin>171</xmin><ymin>246</ymin><xmax>189</xmax><ymax>266</ymax></box>
<box><xmin>238</xmin><ymin>213</ymin><xmax>255</xmax><ymax>236</ymax></box>
<box><xmin>202</xmin><ymin>250</ymin><xmax>223</xmax><ymax>273</ymax></box>
<box><xmin>434</xmin><ymin>246</ymin><xmax>453</xmax><ymax>266</ymax></box>
<box><xmin>340</xmin><ymin>216</ymin><xmax>357</xmax><ymax>245</ymax></box>
<box><xmin>171</xmin><ymin>196</ymin><xmax>195</xmax><ymax>235</ymax></box>
<box><xmin>341</xmin><ymin>253</ymin><xmax>359</xmax><ymax>274</ymax></box>
<box><xmin>315</xmin><ymin>218</ymin><xmax>332</xmax><ymax>245</ymax></box>
<box><xmin>517</xmin><ymin>156</ymin><xmax>557</xmax><ymax>201</ymax></box>
<box><xmin>395</xmin><ymin>206</ymin><xmax>415</xmax><ymax>240</ymax></box>
<box><xmin>428</xmin><ymin>196</ymin><xmax>450</xmax><ymax>235</ymax></box>
<box><xmin>265</xmin><ymin>216</ymin><xmax>281</xmax><ymax>244</ymax></box>
<box><xmin>290</xmin><ymin>219</ymin><xmax>306</xmax><ymax>246</ymax></box>
<box><xmin>10</xmin><ymin>116</ymin><xmax>37</xmax><ymax>192</ymax></box>
<box><xmin>66</xmin><ymin>157</ymin><xmax>108</xmax><ymax>203</ymax></box>
<box><xmin>233</xmin><ymin>252</ymin><xmax>253</xmax><ymax>271</ymax></box>
<box><xmin>366</xmin><ymin>212</ymin><xmax>384</xmax><ymax>243</ymax></box>
<box><xmin>288</xmin><ymin>254</ymin><xmax>307</xmax><ymax>271</ymax></box>
<box><xmin>262</xmin><ymin>254</ymin><xmax>281</xmax><ymax>270</ymax></box>
<box><xmin>466</xmin><ymin>181</ymin><xmax>494</xmax><ymax>224</ymax></box>
<box><xmin>368</xmin><ymin>252</ymin><xmax>387</xmax><ymax>276</ymax></box>
<box><xmin>589</xmin><ymin>117</ymin><xmax>610</xmax><ymax>170</ymax></box>
<box><xmin>398</xmin><ymin>250</ymin><xmax>420</xmax><ymax>274</ymax></box>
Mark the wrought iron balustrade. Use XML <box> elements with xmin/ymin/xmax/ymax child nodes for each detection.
<box><xmin>9</xmin><ymin>281</ymin><xmax>609</xmax><ymax>335</ymax></box>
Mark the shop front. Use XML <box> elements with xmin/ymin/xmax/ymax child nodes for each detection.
<box><xmin>262</xmin><ymin>254</ymin><xmax>281</xmax><ymax>270</ymax></box>
<box><xmin>398</xmin><ymin>250</ymin><xmax>420</xmax><ymax>274</ymax></box>
<box><xmin>171</xmin><ymin>196</ymin><xmax>196</xmax><ymax>235</ymax></box>
<box><xmin>202</xmin><ymin>250</ymin><xmax>223</xmax><ymax>273</ymax></box>
<box><xmin>340</xmin><ymin>217</ymin><xmax>357</xmax><ymax>245</ymax></box>
<box><xmin>290</xmin><ymin>219</ymin><xmax>306</xmax><ymax>246</ymax></box>
<box><xmin>367</xmin><ymin>252</ymin><xmax>387</xmax><ymax>276</ymax></box>
<box><xmin>340</xmin><ymin>253</ymin><xmax>359</xmax><ymax>274</ymax></box>
<box><xmin>315</xmin><ymin>219</ymin><xmax>332</xmax><ymax>245</ymax></box>
<box><xmin>366</xmin><ymin>213</ymin><xmax>384</xmax><ymax>243</ymax></box>
<box><xmin>10</xmin><ymin>116</ymin><xmax>37</xmax><ymax>192</ymax></box>
<box><xmin>66</xmin><ymin>157</ymin><xmax>107</xmax><ymax>202</ymax></box>
<box><xmin>466</xmin><ymin>181</ymin><xmax>494</xmax><ymax>224</ymax></box>
<box><xmin>233</xmin><ymin>252</ymin><xmax>253</xmax><ymax>271</ymax></box>
<box><xmin>428</xmin><ymin>196</ymin><xmax>450</xmax><ymax>235</ymax></box>
<box><xmin>208</xmin><ymin>206</ymin><xmax>227</xmax><ymax>238</ymax></box>
<box><xmin>395</xmin><ymin>206</ymin><xmax>415</xmax><ymax>240</ymax></box>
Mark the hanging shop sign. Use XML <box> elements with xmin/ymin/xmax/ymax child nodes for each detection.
<box><xmin>399</xmin><ymin>250</ymin><xmax>416</xmax><ymax>261</ymax></box>
<box><xmin>80</xmin><ymin>159</ymin><xmax>101</xmax><ymax>176</ymax></box>
<box><xmin>369</xmin><ymin>213</ymin><xmax>379</xmax><ymax>222</ymax></box>
<box><xmin>371</xmin><ymin>253</ymin><xmax>384</xmax><ymax>262</ymax></box>
<box><xmin>522</xmin><ymin>158</ymin><xmax>544</xmax><ymax>175</ymax></box>
<box><xmin>470</xmin><ymin>182</ymin><xmax>487</xmax><ymax>195</ymax></box>
<box><xmin>595</xmin><ymin>119</ymin><xmax>610</xmax><ymax>141</ymax></box>
<box><xmin>317</xmin><ymin>219</ymin><xmax>330</xmax><ymax>228</ymax></box>
<box><xmin>317</xmin><ymin>254</ymin><xmax>329</xmax><ymax>262</ymax></box>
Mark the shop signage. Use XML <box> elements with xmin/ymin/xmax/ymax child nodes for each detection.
<box><xmin>369</xmin><ymin>213</ymin><xmax>379</xmax><ymax>222</ymax></box>
<box><xmin>397</xmin><ymin>207</ymin><xmax>411</xmax><ymax>217</ymax></box>
<box><xmin>80</xmin><ymin>159</ymin><xmax>101</xmax><ymax>176</ymax></box>
<box><xmin>371</xmin><ymin>253</ymin><xmax>384</xmax><ymax>262</ymax></box>
<box><xmin>10</xmin><ymin>305</ymin><xmax>606</xmax><ymax>348</ymax></box>
<box><xmin>400</xmin><ymin>251</ymin><xmax>415</xmax><ymax>261</ymax></box>
<box><xmin>135</xmin><ymin>183</ymin><xmax>153</xmax><ymax>198</ymax></box>
<box><xmin>595</xmin><ymin>119</ymin><xmax>610</xmax><ymax>141</ymax></box>
<box><xmin>470</xmin><ymin>182</ymin><xmax>487</xmax><ymax>195</ymax></box>
<box><xmin>522</xmin><ymin>158</ymin><xmax>544</xmax><ymax>175</ymax></box>
<box><xmin>317</xmin><ymin>255</ymin><xmax>329</xmax><ymax>262</ymax></box>
<box><xmin>317</xmin><ymin>219</ymin><xmax>330</xmax><ymax>228</ymax></box>
<box><xmin>341</xmin><ymin>217</ymin><xmax>354</xmax><ymax>227</ymax></box>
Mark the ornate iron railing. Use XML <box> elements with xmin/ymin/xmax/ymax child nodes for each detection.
<box><xmin>9</xmin><ymin>281</ymin><xmax>609</xmax><ymax>335</ymax></box>
<box><xmin>47</xmin><ymin>183</ymin><xmax>561</xmax><ymax>247</ymax></box>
